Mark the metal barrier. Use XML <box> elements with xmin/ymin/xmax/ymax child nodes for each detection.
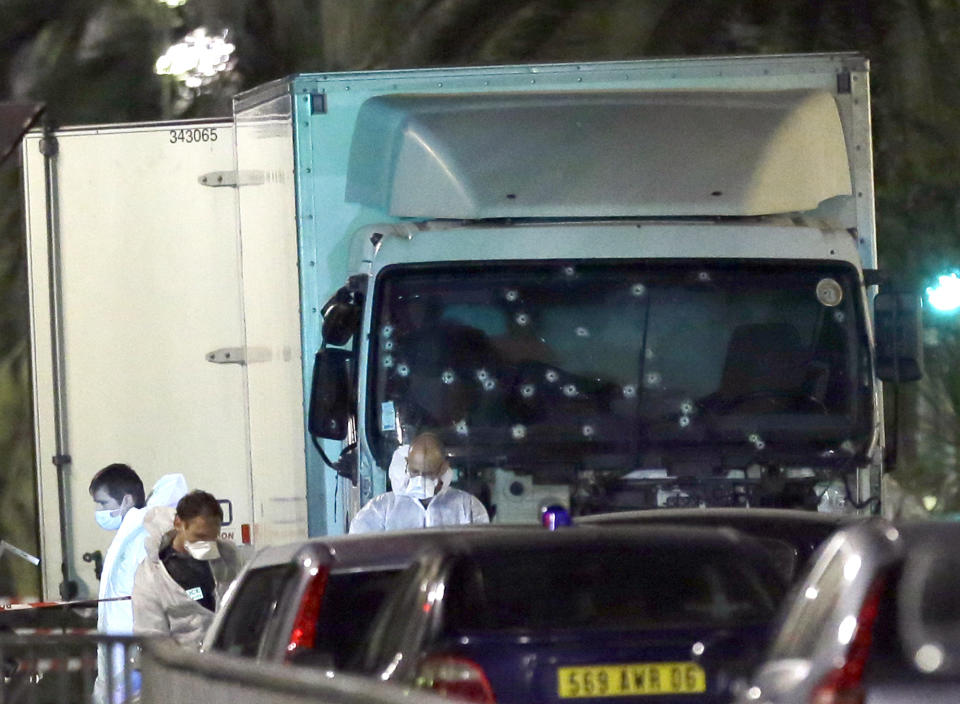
<box><xmin>140</xmin><ymin>638</ymin><xmax>448</xmax><ymax>704</ymax></box>
<box><xmin>0</xmin><ymin>633</ymin><xmax>137</xmax><ymax>704</ymax></box>
<box><xmin>3</xmin><ymin>634</ymin><xmax>448</xmax><ymax>704</ymax></box>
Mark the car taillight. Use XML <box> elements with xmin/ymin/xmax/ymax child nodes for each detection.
<box><xmin>416</xmin><ymin>654</ymin><xmax>496</xmax><ymax>704</ymax></box>
<box><xmin>285</xmin><ymin>567</ymin><xmax>328</xmax><ymax>658</ymax></box>
<box><xmin>809</xmin><ymin>576</ymin><xmax>886</xmax><ymax>704</ymax></box>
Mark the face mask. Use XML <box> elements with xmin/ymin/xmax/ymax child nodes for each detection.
<box><xmin>184</xmin><ymin>540</ymin><xmax>220</xmax><ymax>561</ymax></box>
<box><xmin>401</xmin><ymin>475</ymin><xmax>439</xmax><ymax>500</ymax></box>
<box><xmin>95</xmin><ymin>509</ymin><xmax>123</xmax><ymax>531</ymax></box>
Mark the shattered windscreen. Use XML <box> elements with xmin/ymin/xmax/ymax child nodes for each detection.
<box><xmin>367</xmin><ymin>260</ymin><xmax>872</xmax><ymax>476</ymax></box>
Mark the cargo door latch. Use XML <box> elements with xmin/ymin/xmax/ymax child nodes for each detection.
<box><xmin>206</xmin><ymin>347</ymin><xmax>246</xmax><ymax>365</ymax></box>
<box><xmin>199</xmin><ymin>170</ymin><xmax>265</xmax><ymax>188</ymax></box>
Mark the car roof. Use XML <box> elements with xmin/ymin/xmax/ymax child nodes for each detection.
<box><xmin>578</xmin><ymin>507</ymin><xmax>860</xmax><ymax>542</ymax></box>
<box><xmin>893</xmin><ymin>518</ymin><xmax>960</xmax><ymax>543</ymax></box>
<box><xmin>247</xmin><ymin>523</ymin><xmax>775</xmax><ymax>573</ymax></box>
<box><xmin>786</xmin><ymin>518</ymin><xmax>960</xmax><ymax>583</ymax></box>
<box><xmin>578</xmin><ymin>507</ymin><xmax>858</xmax><ymax>528</ymax></box>
<box><xmin>822</xmin><ymin>518</ymin><xmax>960</xmax><ymax>550</ymax></box>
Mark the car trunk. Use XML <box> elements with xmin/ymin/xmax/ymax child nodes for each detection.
<box><xmin>429</xmin><ymin>624</ymin><xmax>769</xmax><ymax>704</ymax></box>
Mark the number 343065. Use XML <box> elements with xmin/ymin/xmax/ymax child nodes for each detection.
<box><xmin>169</xmin><ymin>127</ymin><xmax>218</xmax><ymax>144</ymax></box>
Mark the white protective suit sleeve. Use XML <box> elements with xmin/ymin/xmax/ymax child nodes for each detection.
<box><xmin>463</xmin><ymin>494</ymin><xmax>491</xmax><ymax>525</ymax></box>
<box><xmin>146</xmin><ymin>474</ymin><xmax>189</xmax><ymax>510</ymax></box>
<box><xmin>132</xmin><ymin>561</ymin><xmax>171</xmax><ymax>636</ymax></box>
<box><xmin>348</xmin><ymin>493</ymin><xmax>394</xmax><ymax>534</ymax></box>
<box><xmin>132</xmin><ymin>506</ymin><xmax>177</xmax><ymax>637</ymax></box>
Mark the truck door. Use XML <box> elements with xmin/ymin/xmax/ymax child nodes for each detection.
<box><xmin>22</xmin><ymin>120</ymin><xmax>252</xmax><ymax>599</ymax></box>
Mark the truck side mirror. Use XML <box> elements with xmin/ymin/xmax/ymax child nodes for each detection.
<box><xmin>308</xmin><ymin>348</ymin><xmax>354</xmax><ymax>440</ymax></box>
<box><xmin>321</xmin><ymin>286</ymin><xmax>362</xmax><ymax>346</ymax></box>
<box><xmin>875</xmin><ymin>292</ymin><xmax>924</xmax><ymax>382</ymax></box>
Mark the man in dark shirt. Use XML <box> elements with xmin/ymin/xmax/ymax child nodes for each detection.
<box><xmin>132</xmin><ymin>490</ymin><xmax>241</xmax><ymax>648</ymax></box>
<box><xmin>158</xmin><ymin>528</ymin><xmax>217</xmax><ymax>611</ymax></box>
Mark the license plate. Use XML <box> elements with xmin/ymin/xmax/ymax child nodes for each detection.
<box><xmin>557</xmin><ymin>662</ymin><xmax>707</xmax><ymax>698</ymax></box>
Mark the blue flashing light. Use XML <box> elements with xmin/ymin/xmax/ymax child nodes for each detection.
<box><xmin>927</xmin><ymin>273</ymin><xmax>960</xmax><ymax>313</ymax></box>
<box><xmin>541</xmin><ymin>504</ymin><xmax>572</xmax><ymax>530</ymax></box>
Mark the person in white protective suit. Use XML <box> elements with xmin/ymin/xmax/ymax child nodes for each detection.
<box><xmin>89</xmin><ymin>465</ymin><xmax>188</xmax><ymax>704</ymax></box>
<box><xmin>349</xmin><ymin>432</ymin><xmax>489</xmax><ymax>533</ymax></box>
<box><xmin>132</xmin><ymin>490</ymin><xmax>240</xmax><ymax>649</ymax></box>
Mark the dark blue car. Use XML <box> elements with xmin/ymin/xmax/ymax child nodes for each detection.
<box><xmin>352</xmin><ymin>526</ymin><xmax>785</xmax><ymax>704</ymax></box>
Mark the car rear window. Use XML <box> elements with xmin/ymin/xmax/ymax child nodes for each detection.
<box><xmin>212</xmin><ymin>564</ymin><xmax>295</xmax><ymax>656</ymax></box>
<box><xmin>442</xmin><ymin>543</ymin><xmax>780</xmax><ymax>632</ymax></box>
<box><xmin>312</xmin><ymin>569</ymin><xmax>403</xmax><ymax>669</ymax></box>
<box><xmin>769</xmin><ymin>536</ymin><xmax>849</xmax><ymax>659</ymax></box>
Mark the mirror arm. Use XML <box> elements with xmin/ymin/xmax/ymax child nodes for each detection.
<box><xmin>863</xmin><ymin>269</ymin><xmax>889</xmax><ymax>289</ymax></box>
<box><xmin>310</xmin><ymin>435</ymin><xmax>357</xmax><ymax>475</ymax></box>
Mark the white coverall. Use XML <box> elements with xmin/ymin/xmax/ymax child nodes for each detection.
<box><xmin>349</xmin><ymin>445</ymin><xmax>489</xmax><ymax>533</ymax></box>
<box><xmin>132</xmin><ymin>507</ymin><xmax>241</xmax><ymax>649</ymax></box>
<box><xmin>94</xmin><ymin>474</ymin><xmax>188</xmax><ymax>704</ymax></box>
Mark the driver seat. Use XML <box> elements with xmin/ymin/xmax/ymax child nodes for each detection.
<box><xmin>713</xmin><ymin>322</ymin><xmax>813</xmax><ymax>413</ymax></box>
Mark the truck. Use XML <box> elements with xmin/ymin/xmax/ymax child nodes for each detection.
<box><xmin>21</xmin><ymin>52</ymin><xmax>922</xmax><ymax>600</ymax></box>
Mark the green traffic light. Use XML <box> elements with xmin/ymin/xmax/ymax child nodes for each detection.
<box><xmin>927</xmin><ymin>273</ymin><xmax>960</xmax><ymax>313</ymax></box>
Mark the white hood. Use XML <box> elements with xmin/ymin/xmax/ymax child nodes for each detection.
<box><xmin>146</xmin><ymin>473</ymin><xmax>188</xmax><ymax>509</ymax></box>
<box><xmin>141</xmin><ymin>506</ymin><xmax>176</xmax><ymax>560</ymax></box>
<box><xmin>140</xmin><ymin>474</ymin><xmax>187</xmax><ymax>559</ymax></box>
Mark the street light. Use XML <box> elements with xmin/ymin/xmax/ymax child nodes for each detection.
<box><xmin>155</xmin><ymin>27</ymin><xmax>236</xmax><ymax>90</ymax></box>
<box><xmin>926</xmin><ymin>273</ymin><xmax>960</xmax><ymax>314</ymax></box>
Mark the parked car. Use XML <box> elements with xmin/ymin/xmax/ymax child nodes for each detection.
<box><xmin>345</xmin><ymin>525</ymin><xmax>787</xmax><ymax>704</ymax></box>
<box><xmin>736</xmin><ymin>519</ymin><xmax>960</xmax><ymax>704</ymax></box>
<box><xmin>203</xmin><ymin>530</ymin><xmax>431</xmax><ymax>666</ymax></box>
<box><xmin>577</xmin><ymin>508</ymin><xmax>860</xmax><ymax>584</ymax></box>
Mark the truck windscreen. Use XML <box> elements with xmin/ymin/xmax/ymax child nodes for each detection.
<box><xmin>367</xmin><ymin>260</ymin><xmax>872</xmax><ymax>478</ymax></box>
